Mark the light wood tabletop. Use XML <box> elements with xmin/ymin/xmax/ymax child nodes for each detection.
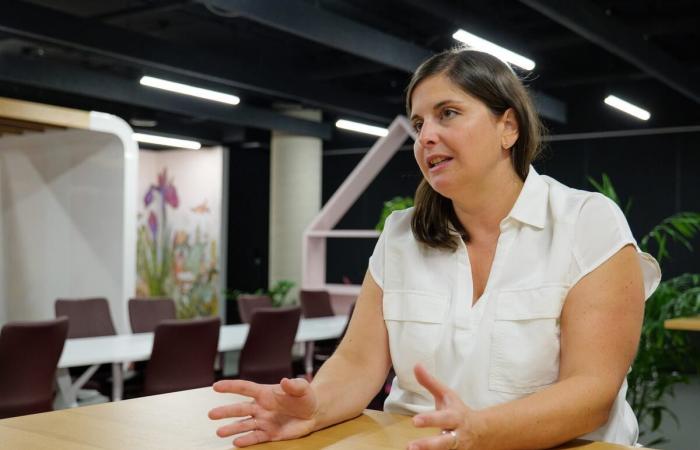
<box><xmin>664</xmin><ymin>315</ymin><xmax>700</xmax><ymax>331</ymax></box>
<box><xmin>0</xmin><ymin>387</ymin><xmax>655</xmax><ymax>449</ymax></box>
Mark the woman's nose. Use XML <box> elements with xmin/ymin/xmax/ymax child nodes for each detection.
<box><xmin>419</xmin><ymin>121</ymin><xmax>438</xmax><ymax>147</ymax></box>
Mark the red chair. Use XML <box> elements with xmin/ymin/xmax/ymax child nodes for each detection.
<box><xmin>54</xmin><ymin>297</ymin><xmax>116</xmax><ymax>396</ymax></box>
<box><xmin>128</xmin><ymin>297</ymin><xmax>176</xmax><ymax>333</ymax></box>
<box><xmin>237</xmin><ymin>294</ymin><xmax>273</xmax><ymax>323</ymax></box>
<box><xmin>238</xmin><ymin>307</ymin><xmax>301</xmax><ymax>384</ymax></box>
<box><xmin>0</xmin><ymin>317</ymin><xmax>69</xmax><ymax>419</ymax></box>
<box><xmin>144</xmin><ymin>317</ymin><xmax>220</xmax><ymax>395</ymax></box>
<box><xmin>300</xmin><ymin>290</ymin><xmax>337</xmax><ymax>371</ymax></box>
<box><xmin>55</xmin><ymin>297</ymin><xmax>116</xmax><ymax>338</ymax></box>
<box><xmin>299</xmin><ymin>290</ymin><xmax>335</xmax><ymax>318</ymax></box>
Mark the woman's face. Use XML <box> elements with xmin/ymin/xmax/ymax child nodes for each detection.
<box><xmin>410</xmin><ymin>74</ymin><xmax>517</xmax><ymax>198</ymax></box>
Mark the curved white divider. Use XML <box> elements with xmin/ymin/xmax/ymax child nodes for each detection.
<box><xmin>0</xmin><ymin>102</ymin><xmax>137</xmax><ymax>332</ymax></box>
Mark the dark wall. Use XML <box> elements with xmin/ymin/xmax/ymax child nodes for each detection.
<box><xmin>322</xmin><ymin>131</ymin><xmax>700</xmax><ymax>283</ymax></box>
<box><xmin>225</xmin><ymin>144</ymin><xmax>270</xmax><ymax>323</ymax></box>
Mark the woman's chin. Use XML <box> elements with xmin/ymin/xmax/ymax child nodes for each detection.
<box><xmin>428</xmin><ymin>179</ymin><xmax>457</xmax><ymax>199</ymax></box>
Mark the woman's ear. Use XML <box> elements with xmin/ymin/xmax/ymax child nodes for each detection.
<box><xmin>501</xmin><ymin>108</ymin><xmax>519</xmax><ymax>150</ymax></box>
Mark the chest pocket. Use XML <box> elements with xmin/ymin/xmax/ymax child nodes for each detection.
<box><xmin>383</xmin><ymin>291</ymin><xmax>448</xmax><ymax>395</ymax></box>
<box><xmin>489</xmin><ymin>285</ymin><xmax>567</xmax><ymax>395</ymax></box>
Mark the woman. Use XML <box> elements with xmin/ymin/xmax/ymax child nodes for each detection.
<box><xmin>209</xmin><ymin>49</ymin><xmax>661</xmax><ymax>450</ymax></box>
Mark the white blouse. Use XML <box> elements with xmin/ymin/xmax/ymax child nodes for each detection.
<box><xmin>369</xmin><ymin>166</ymin><xmax>661</xmax><ymax>446</ymax></box>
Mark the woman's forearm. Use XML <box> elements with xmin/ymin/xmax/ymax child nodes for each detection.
<box><xmin>309</xmin><ymin>350</ymin><xmax>391</xmax><ymax>432</ymax></box>
<box><xmin>477</xmin><ymin>375</ymin><xmax>617</xmax><ymax>450</ymax></box>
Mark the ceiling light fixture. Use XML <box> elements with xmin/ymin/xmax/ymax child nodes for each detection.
<box><xmin>139</xmin><ymin>76</ymin><xmax>240</xmax><ymax>105</ymax></box>
<box><xmin>452</xmin><ymin>29</ymin><xmax>536</xmax><ymax>70</ymax></box>
<box><xmin>603</xmin><ymin>95</ymin><xmax>650</xmax><ymax>121</ymax></box>
<box><xmin>335</xmin><ymin>119</ymin><xmax>388</xmax><ymax>137</ymax></box>
<box><xmin>133</xmin><ymin>133</ymin><xmax>202</xmax><ymax>150</ymax></box>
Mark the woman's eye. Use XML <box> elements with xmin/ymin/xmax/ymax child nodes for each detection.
<box><xmin>413</xmin><ymin>121</ymin><xmax>423</xmax><ymax>132</ymax></box>
<box><xmin>441</xmin><ymin>109</ymin><xmax>457</xmax><ymax>119</ymax></box>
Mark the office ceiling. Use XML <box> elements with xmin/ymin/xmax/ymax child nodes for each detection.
<box><xmin>0</xmin><ymin>0</ymin><xmax>698</xmax><ymax>148</ymax></box>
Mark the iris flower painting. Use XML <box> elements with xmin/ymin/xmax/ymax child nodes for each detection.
<box><xmin>136</xmin><ymin>168</ymin><xmax>219</xmax><ymax>318</ymax></box>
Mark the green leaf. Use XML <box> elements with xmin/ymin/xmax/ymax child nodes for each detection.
<box><xmin>376</xmin><ymin>196</ymin><xmax>414</xmax><ymax>231</ymax></box>
<box><xmin>587</xmin><ymin>173</ymin><xmax>700</xmax><ymax>444</ymax></box>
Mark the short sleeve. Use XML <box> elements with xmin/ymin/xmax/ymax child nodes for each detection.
<box><xmin>572</xmin><ymin>193</ymin><xmax>661</xmax><ymax>300</ymax></box>
<box><xmin>368</xmin><ymin>214</ymin><xmax>393</xmax><ymax>290</ymax></box>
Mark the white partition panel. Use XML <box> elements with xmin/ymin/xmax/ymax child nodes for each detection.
<box><xmin>0</xmin><ymin>113</ymin><xmax>137</xmax><ymax>332</ymax></box>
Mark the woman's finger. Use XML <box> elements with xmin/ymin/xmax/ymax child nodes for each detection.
<box><xmin>414</xmin><ymin>364</ymin><xmax>451</xmax><ymax>405</ymax></box>
<box><xmin>208</xmin><ymin>401</ymin><xmax>256</xmax><ymax>420</ymax></box>
<box><xmin>407</xmin><ymin>432</ymin><xmax>458</xmax><ymax>450</ymax></box>
<box><xmin>277</xmin><ymin>377</ymin><xmax>310</xmax><ymax>397</ymax></box>
<box><xmin>215</xmin><ymin>417</ymin><xmax>257</xmax><ymax>438</ymax></box>
<box><xmin>233</xmin><ymin>429</ymin><xmax>270</xmax><ymax>448</ymax></box>
<box><xmin>412</xmin><ymin>409</ymin><xmax>460</xmax><ymax>429</ymax></box>
<box><xmin>212</xmin><ymin>379</ymin><xmax>264</xmax><ymax>399</ymax></box>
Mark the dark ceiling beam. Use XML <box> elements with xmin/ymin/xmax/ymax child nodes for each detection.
<box><xmin>204</xmin><ymin>0</ymin><xmax>567</xmax><ymax>123</ymax></box>
<box><xmin>401</xmin><ymin>0</ymin><xmax>538</xmax><ymax>59</ymax></box>
<box><xmin>639</xmin><ymin>16</ymin><xmax>700</xmax><ymax>37</ymax></box>
<box><xmin>91</xmin><ymin>0</ymin><xmax>191</xmax><ymax>21</ymax></box>
<box><xmin>0</xmin><ymin>0</ymin><xmax>396</xmax><ymax>123</ymax></box>
<box><xmin>519</xmin><ymin>0</ymin><xmax>700</xmax><ymax>105</ymax></box>
<box><xmin>0</xmin><ymin>55</ymin><xmax>332</xmax><ymax>139</ymax></box>
<box><xmin>204</xmin><ymin>0</ymin><xmax>430</xmax><ymax>73</ymax></box>
<box><xmin>310</xmin><ymin>60</ymin><xmax>387</xmax><ymax>81</ymax></box>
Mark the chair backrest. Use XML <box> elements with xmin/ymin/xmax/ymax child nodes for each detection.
<box><xmin>0</xmin><ymin>317</ymin><xmax>69</xmax><ymax>419</ymax></box>
<box><xmin>237</xmin><ymin>294</ymin><xmax>273</xmax><ymax>323</ymax></box>
<box><xmin>239</xmin><ymin>307</ymin><xmax>301</xmax><ymax>384</ymax></box>
<box><xmin>128</xmin><ymin>297</ymin><xmax>177</xmax><ymax>333</ymax></box>
<box><xmin>144</xmin><ymin>317</ymin><xmax>220</xmax><ymax>395</ymax></box>
<box><xmin>299</xmin><ymin>290</ymin><xmax>334</xmax><ymax>318</ymax></box>
<box><xmin>55</xmin><ymin>297</ymin><xmax>116</xmax><ymax>338</ymax></box>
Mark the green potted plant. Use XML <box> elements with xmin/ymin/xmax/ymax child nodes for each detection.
<box><xmin>376</xmin><ymin>196</ymin><xmax>414</xmax><ymax>231</ymax></box>
<box><xmin>589</xmin><ymin>174</ymin><xmax>700</xmax><ymax>447</ymax></box>
<box><xmin>224</xmin><ymin>279</ymin><xmax>297</xmax><ymax>310</ymax></box>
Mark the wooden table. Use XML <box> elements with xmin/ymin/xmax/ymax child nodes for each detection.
<box><xmin>0</xmin><ymin>387</ymin><xmax>655</xmax><ymax>449</ymax></box>
<box><xmin>664</xmin><ymin>315</ymin><xmax>700</xmax><ymax>331</ymax></box>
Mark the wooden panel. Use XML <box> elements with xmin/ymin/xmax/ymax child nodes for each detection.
<box><xmin>0</xmin><ymin>387</ymin><xmax>657</xmax><ymax>450</ymax></box>
<box><xmin>0</xmin><ymin>124</ymin><xmax>24</xmax><ymax>135</ymax></box>
<box><xmin>0</xmin><ymin>117</ymin><xmax>63</xmax><ymax>131</ymax></box>
<box><xmin>0</xmin><ymin>97</ymin><xmax>89</xmax><ymax>130</ymax></box>
<box><xmin>664</xmin><ymin>316</ymin><xmax>700</xmax><ymax>331</ymax></box>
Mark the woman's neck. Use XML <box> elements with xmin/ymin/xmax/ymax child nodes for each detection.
<box><xmin>451</xmin><ymin>165</ymin><xmax>524</xmax><ymax>243</ymax></box>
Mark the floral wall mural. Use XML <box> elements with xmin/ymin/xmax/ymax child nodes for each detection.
<box><xmin>137</xmin><ymin>148</ymin><xmax>223</xmax><ymax>318</ymax></box>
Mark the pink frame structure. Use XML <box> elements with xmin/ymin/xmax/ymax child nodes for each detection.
<box><xmin>301</xmin><ymin>116</ymin><xmax>416</xmax><ymax>306</ymax></box>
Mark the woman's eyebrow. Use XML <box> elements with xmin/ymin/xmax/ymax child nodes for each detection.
<box><xmin>433</xmin><ymin>99</ymin><xmax>464</xmax><ymax>109</ymax></box>
<box><xmin>411</xmin><ymin>99</ymin><xmax>465</xmax><ymax>121</ymax></box>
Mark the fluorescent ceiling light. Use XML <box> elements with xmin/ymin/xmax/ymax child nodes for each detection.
<box><xmin>335</xmin><ymin>119</ymin><xmax>388</xmax><ymax>137</ymax></box>
<box><xmin>603</xmin><ymin>95</ymin><xmax>650</xmax><ymax>121</ymax></box>
<box><xmin>140</xmin><ymin>76</ymin><xmax>240</xmax><ymax>105</ymax></box>
<box><xmin>452</xmin><ymin>29</ymin><xmax>536</xmax><ymax>71</ymax></box>
<box><xmin>133</xmin><ymin>133</ymin><xmax>202</xmax><ymax>150</ymax></box>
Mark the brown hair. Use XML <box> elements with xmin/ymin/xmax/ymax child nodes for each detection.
<box><xmin>407</xmin><ymin>48</ymin><xmax>545</xmax><ymax>250</ymax></box>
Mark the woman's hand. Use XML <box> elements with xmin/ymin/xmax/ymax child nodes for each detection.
<box><xmin>208</xmin><ymin>377</ymin><xmax>319</xmax><ymax>447</ymax></box>
<box><xmin>408</xmin><ymin>364</ymin><xmax>486</xmax><ymax>450</ymax></box>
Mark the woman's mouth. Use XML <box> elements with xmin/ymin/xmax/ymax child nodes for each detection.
<box><xmin>428</xmin><ymin>156</ymin><xmax>453</xmax><ymax>170</ymax></box>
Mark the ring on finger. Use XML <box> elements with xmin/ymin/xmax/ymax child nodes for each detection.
<box><xmin>441</xmin><ymin>429</ymin><xmax>458</xmax><ymax>450</ymax></box>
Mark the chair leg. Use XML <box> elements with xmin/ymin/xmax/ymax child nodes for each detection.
<box><xmin>304</xmin><ymin>342</ymin><xmax>315</xmax><ymax>379</ymax></box>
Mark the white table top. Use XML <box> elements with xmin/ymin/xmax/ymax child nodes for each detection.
<box><xmin>58</xmin><ymin>315</ymin><xmax>348</xmax><ymax>368</ymax></box>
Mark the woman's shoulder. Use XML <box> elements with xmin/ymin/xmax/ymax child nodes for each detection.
<box><xmin>540</xmin><ymin>175</ymin><xmax>621</xmax><ymax>224</ymax></box>
<box><xmin>383</xmin><ymin>207</ymin><xmax>415</xmax><ymax>234</ymax></box>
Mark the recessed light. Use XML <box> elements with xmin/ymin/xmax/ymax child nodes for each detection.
<box><xmin>140</xmin><ymin>76</ymin><xmax>240</xmax><ymax>105</ymax></box>
<box><xmin>133</xmin><ymin>132</ymin><xmax>202</xmax><ymax>150</ymax></box>
<box><xmin>335</xmin><ymin>119</ymin><xmax>388</xmax><ymax>137</ymax></box>
<box><xmin>604</xmin><ymin>95</ymin><xmax>651</xmax><ymax>121</ymax></box>
<box><xmin>452</xmin><ymin>29</ymin><xmax>536</xmax><ymax>70</ymax></box>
